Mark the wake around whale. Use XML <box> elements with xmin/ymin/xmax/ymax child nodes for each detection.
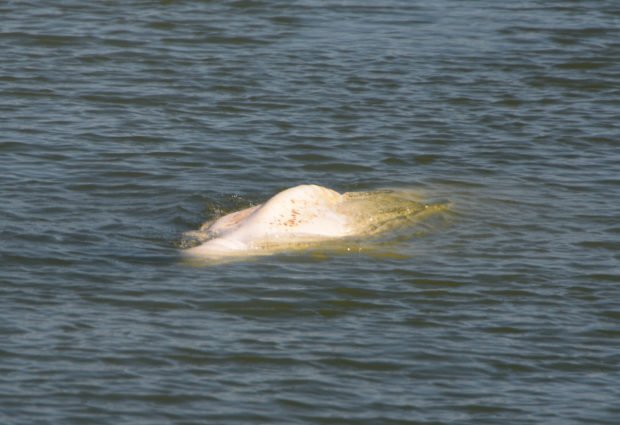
<box><xmin>182</xmin><ymin>184</ymin><xmax>448</xmax><ymax>260</ymax></box>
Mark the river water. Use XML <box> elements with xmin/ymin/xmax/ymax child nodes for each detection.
<box><xmin>1</xmin><ymin>1</ymin><xmax>619</xmax><ymax>424</ymax></box>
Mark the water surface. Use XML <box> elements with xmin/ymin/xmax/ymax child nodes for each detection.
<box><xmin>1</xmin><ymin>1</ymin><xmax>619</xmax><ymax>424</ymax></box>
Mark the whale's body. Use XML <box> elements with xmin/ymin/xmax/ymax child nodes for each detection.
<box><xmin>183</xmin><ymin>184</ymin><xmax>445</xmax><ymax>259</ymax></box>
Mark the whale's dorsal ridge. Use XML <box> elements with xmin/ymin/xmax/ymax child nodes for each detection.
<box><xmin>247</xmin><ymin>184</ymin><xmax>347</xmax><ymax>235</ymax></box>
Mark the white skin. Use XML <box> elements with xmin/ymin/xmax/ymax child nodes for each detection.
<box><xmin>182</xmin><ymin>184</ymin><xmax>441</xmax><ymax>259</ymax></box>
<box><xmin>184</xmin><ymin>185</ymin><xmax>351</xmax><ymax>257</ymax></box>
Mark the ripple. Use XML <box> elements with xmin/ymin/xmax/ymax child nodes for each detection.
<box><xmin>2</xmin><ymin>1</ymin><xmax>619</xmax><ymax>424</ymax></box>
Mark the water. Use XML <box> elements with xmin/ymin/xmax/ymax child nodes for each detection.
<box><xmin>1</xmin><ymin>1</ymin><xmax>619</xmax><ymax>424</ymax></box>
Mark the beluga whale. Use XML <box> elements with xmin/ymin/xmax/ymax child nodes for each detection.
<box><xmin>181</xmin><ymin>184</ymin><xmax>448</xmax><ymax>261</ymax></box>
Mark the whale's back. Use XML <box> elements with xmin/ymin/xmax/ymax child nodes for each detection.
<box><xmin>232</xmin><ymin>184</ymin><xmax>350</xmax><ymax>241</ymax></box>
<box><xmin>182</xmin><ymin>184</ymin><xmax>449</xmax><ymax>260</ymax></box>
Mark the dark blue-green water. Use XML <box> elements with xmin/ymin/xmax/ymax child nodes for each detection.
<box><xmin>1</xmin><ymin>1</ymin><xmax>619</xmax><ymax>424</ymax></box>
